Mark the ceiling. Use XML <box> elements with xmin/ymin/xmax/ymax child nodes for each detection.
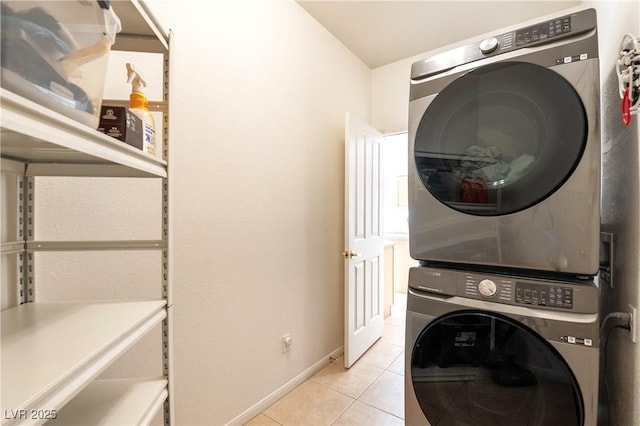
<box><xmin>296</xmin><ymin>1</ymin><xmax>581</xmax><ymax>68</ymax></box>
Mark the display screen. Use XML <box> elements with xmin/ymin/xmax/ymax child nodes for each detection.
<box><xmin>516</xmin><ymin>16</ymin><xmax>571</xmax><ymax>46</ymax></box>
<box><xmin>515</xmin><ymin>282</ymin><xmax>573</xmax><ymax>308</ymax></box>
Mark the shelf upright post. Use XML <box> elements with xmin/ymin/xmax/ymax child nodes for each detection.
<box><xmin>161</xmin><ymin>30</ymin><xmax>174</xmax><ymax>426</ymax></box>
<box><xmin>162</xmin><ymin>178</ymin><xmax>171</xmax><ymax>426</ymax></box>
<box><xmin>18</xmin><ymin>175</ymin><xmax>36</xmax><ymax>304</ymax></box>
<box><xmin>17</xmin><ymin>174</ymin><xmax>26</xmax><ymax>304</ymax></box>
<box><xmin>25</xmin><ymin>176</ymin><xmax>36</xmax><ymax>303</ymax></box>
<box><xmin>25</xmin><ymin>176</ymin><xmax>35</xmax><ymax>303</ymax></box>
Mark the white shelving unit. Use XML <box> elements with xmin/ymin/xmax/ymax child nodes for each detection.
<box><xmin>0</xmin><ymin>90</ymin><xmax>167</xmax><ymax>178</ymax></box>
<box><xmin>0</xmin><ymin>2</ymin><xmax>173</xmax><ymax>425</ymax></box>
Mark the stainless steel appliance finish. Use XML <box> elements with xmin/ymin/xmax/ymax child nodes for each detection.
<box><xmin>405</xmin><ymin>266</ymin><xmax>600</xmax><ymax>426</ymax></box>
<box><xmin>408</xmin><ymin>8</ymin><xmax>601</xmax><ymax>277</ymax></box>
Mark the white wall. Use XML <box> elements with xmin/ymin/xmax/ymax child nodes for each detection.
<box><xmin>149</xmin><ymin>1</ymin><xmax>370</xmax><ymax>424</ymax></box>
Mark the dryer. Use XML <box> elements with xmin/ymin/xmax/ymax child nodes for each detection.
<box><xmin>405</xmin><ymin>266</ymin><xmax>600</xmax><ymax>426</ymax></box>
<box><xmin>408</xmin><ymin>9</ymin><xmax>600</xmax><ymax>277</ymax></box>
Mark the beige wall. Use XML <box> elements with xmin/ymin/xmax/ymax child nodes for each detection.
<box><xmin>32</xmin><ymin>0</ymin><xmax>371</xmax><ymax>425</ymax></box>
<box><xmin>162</xmin><ymin>1</ymin><xmax>370</xmax><ymax>424</ymax></box>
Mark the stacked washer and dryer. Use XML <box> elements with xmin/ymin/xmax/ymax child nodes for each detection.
<box><xmin>405</xmin><ymin>9</ymin><xmax>602</xmax><ymax>426</ymax></box>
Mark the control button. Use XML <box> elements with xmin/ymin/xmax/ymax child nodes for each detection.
<box><xmin>479</xmin><ymin>37</ymin><xmax>499</xmax><ymax>54</ymax></box>
<box><xmin>584</xmin><ymin>339</ymin><xmax>593</xmax><ymax>347</ymax></box>
<box><xmin>478</xmin><ymin>279</ymin><xmax>498</xmax><ymax>297</ymax></box>
<box><xmin>568</xmin><ymin>336</ymin><xmax>576</xmax><ymax>344</ymax></box>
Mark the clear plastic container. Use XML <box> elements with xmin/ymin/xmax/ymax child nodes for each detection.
<box><xmin>1</xmin><ymin>1</ymin><xmax>122</xmax><ymax>128</ymax></box>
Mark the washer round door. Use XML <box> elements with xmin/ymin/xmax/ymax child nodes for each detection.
<box><xmin>411</xmin><ymin>310</ymin><xmax>584</xmax><ymax>425</ymax></box>
<box><xmin>414</xmin><ymin>61</ymin><xmax>587</xmax><ymax>216</ymax></box>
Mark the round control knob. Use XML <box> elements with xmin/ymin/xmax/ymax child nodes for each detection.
<box><xmin>479</xmin><ymin>37</ymin><xmax>499</xmax><ymax>54</ymax></box>
<box><xmin>478</xmin><ymin>279</ymin><xmax>498</xmax><ymax>297</ymax></box>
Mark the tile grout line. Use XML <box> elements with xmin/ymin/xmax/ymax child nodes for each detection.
<box><xmin>306</xmin><ymin>368</ymin><xmax>380</xmax><ymax>401</ymax></box>
<box><xmin>353</xmin><ymin>398</ymin><xmax>405</xmax><ymax>422</ymax></box>
<box><xmin>358</xmin><ymin>368</ymin><xmax>405</xmax><ymax>420</ymax></box>
<box><xmin>328</xmin><ymin>397</ymin><xmax>357</xmax><ymax>426</ymax></box>
<box><xmin>305</xmin><ymin>347</ymin><xmax>401</xmax><ymax>424</ymax></box>
<box><xmin>260</xmin><ymin>412</ymin><xmax>284</xmax><ymax>425</ymax></box>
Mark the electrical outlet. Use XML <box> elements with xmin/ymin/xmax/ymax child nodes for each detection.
<box><xmin>282</xmin><ymin>333</ymin><xmax>293</xmax><ymax>353</ymax></box>
<box><xmin>630</xmin><ymin>305</ymin><xmax>637</xmax><ymax>344</ymax></box>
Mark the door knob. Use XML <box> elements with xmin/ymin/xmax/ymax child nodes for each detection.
<box><xmin>342</xmin><ymin>251</ymin><xmax>360</xmax><ymax>259</ymax></box>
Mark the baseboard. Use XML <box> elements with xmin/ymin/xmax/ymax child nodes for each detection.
<box><xmin>227</xmin><ymin>346</ymin><xmax>344</xmax><ymax>425</ymax></box>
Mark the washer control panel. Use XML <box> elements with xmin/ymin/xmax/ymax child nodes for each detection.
<box><xmin>515</xmin><ymin>282</ymin><xmax>573</xmax><ymax>309</ymax></box>
<box><xmin>409</xmin><ymin>267</ymin><xmax>598</xmax><ymax>314</ymax></box>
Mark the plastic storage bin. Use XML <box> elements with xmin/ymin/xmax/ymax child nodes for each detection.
<box><xmin>1</xmin><ymin>1</ymin><xmax>121</xmax><ymax>128</ymax></box>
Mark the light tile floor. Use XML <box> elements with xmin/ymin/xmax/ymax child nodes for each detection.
<box><xmin>246</xmin><ymin>293</ymin><xmax>407</xmax><ymax>426</ymax></box>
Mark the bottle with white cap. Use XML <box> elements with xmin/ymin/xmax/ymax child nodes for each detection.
<box><xmin>126</xmin><ymin>62</ymin><xmax>156</xmax><ymax>156</ymax></box>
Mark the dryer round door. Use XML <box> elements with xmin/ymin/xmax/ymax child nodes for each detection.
<box><xmin>411</xmin><ymin>310</ymin><xmax>584</xmax><ymax>425</ymax></box>
<box><xmin>414</xmin><ymin>61</ymin><xmax>587</xmax><ymax>216</ymax></box>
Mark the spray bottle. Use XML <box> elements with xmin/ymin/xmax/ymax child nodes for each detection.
<box><xmin>126</xmin><ymin>63</ymin><xmax>156</xmax><ymax>156</ymax></box>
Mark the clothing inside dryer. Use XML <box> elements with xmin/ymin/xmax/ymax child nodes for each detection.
<box><xmin>414</xmin><ymin>61</ymin><xmax>587</xmax><ymax>216</ymax></box>
<box><xmin>411</xmin><ymin>311</ymin><xmax>583</xmax><ymax>426</ymax></box>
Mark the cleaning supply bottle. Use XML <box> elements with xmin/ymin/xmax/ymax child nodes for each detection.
<box><xmin>126</xmin><ymin>63</ymin><xmax>156</xmax><ymax>156</ymax></box>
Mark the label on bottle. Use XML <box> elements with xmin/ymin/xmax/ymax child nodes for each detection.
<box><xmin>143</xmin><ymin>122</ymin><xmax>156</xmax><ymax>155</ymax></box>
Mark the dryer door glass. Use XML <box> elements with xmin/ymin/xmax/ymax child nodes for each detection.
<box><xmin>411</xmin><ymin>311</ymin><xmax>583</xmax><ymax>425</ymax></box>
<box><xmin>414</xmin><ymin>61</ymin><xmax>587</xmax><ymax>216</ymax></box>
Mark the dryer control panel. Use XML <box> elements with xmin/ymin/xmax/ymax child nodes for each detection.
<box><xmin>410</xmin><ymin>8</ymin><xmax>597</xmax><ymax>81</ymax></box>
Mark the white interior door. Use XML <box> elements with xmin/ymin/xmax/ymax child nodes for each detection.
<box><xmin>344</xmin><ymin>112</ymin><xmax>384</xmax><ymax>368</ymax></box>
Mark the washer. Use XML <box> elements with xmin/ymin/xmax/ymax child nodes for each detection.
<box><xmin>408</xmin><ymin>9</ymin><xmax>600</xmax><ymax>277</ymax></box>
<box><xmin>405</xmin><ymin>266</ymin><xmax>600</xmax><ymax>426</ymax></box>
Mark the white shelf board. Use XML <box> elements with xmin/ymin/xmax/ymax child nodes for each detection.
<box><xmin>1</xmin><ymin>301</ymin><xmax>167</xmax><ymax>426</ymax></box>
<box><xmin>0</xmin><ymin>90</ymin><xmax>167</xmax><ymax>178</ymax></box>
<box><xmin>48</xmin><ymin>378</ymin><xmax>167</xmax><ymax>426</ymax></box>
<box><xmin>112</xmin><ymin>0</ymin><xmax>169</xmax><ymax>53</ymax></box>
